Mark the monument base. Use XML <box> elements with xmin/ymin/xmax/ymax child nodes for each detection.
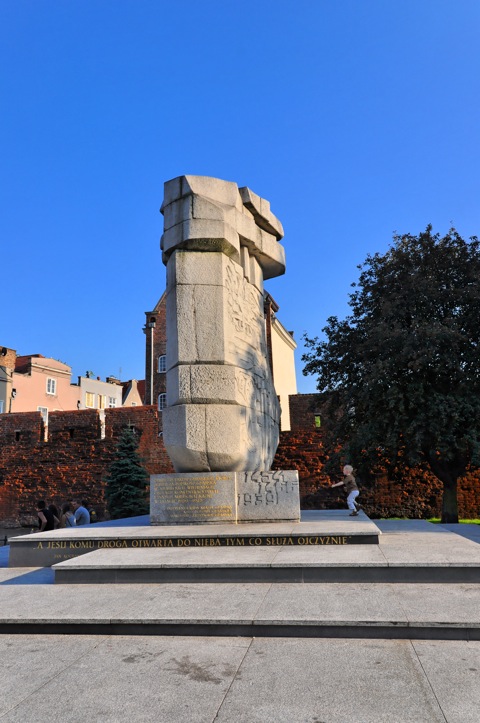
<box><xmin>150</xmin><ymin>470</ymin><xmax>300</xmax><ymax>525</ymax></box>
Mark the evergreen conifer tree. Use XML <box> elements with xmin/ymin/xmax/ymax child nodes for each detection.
<box><xmin>105</xmin><ymin>427</ymin><xmax>149</xmax><ymax>519</ymax></box>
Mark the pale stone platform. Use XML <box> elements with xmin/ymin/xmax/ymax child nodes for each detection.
<box><xmin>8</xmin><ymin>510</ymin><xmax>380</xmax><ymax>568</ymax></box>
<box><xmin>52</xmin><ymin>523</ymin><xmax>480</xmax><ymax>584</ymax></box>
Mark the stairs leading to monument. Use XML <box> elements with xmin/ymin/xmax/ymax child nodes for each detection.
<box><xmin>52</xmin><ymin>539</ymin><xmax>480</xmax><ymax>585</ymax></box>
<box><xmin>9</xmin><ymin>512</ymin><xmax>480</xmax><ymax>586</ymax></box>
<box><xmin>4</xmin><ymin>516</ymin><xmax>480</xmax><ymax>640</ymax></box>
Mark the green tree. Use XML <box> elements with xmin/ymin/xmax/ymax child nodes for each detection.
<box><xmin>303</xmin><ymin>226</ymin><xmax>480</xmax><ymax>523</ymax></box>
<box><xmin>105</xmin><ymin>427</ymin><xmax>149</xmax><ymax>519</ymax></box>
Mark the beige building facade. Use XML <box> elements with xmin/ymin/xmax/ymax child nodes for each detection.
<box><xmin>270</xmin><ymin>316</ymin><xmax>297</xmax><ymax>431</ymax></box>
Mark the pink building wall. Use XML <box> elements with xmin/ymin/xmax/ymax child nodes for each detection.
<box><xmin>11</xmin><ymin>355</ymin><xmax>80</xmax><ymax>416</ymax></box>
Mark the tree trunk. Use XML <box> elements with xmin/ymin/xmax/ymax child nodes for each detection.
<box><xmin>441</xmin><ymin>477</ymin><xmax>459</xmax><ymax>524</ymax></box>
<box><xmin>427</xmin><ymin>455</ymin><xmax>461</xmax><ymax>524</ymax></box>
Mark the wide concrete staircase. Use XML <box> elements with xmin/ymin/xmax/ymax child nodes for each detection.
<box><xmin>4</xmin><ymin>513</ymin><xmax>480</xmax><ymax>640</ymax></box>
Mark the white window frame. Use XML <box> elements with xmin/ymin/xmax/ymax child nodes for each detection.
<box><xmin>158</xmin><ymin>393</ymin><xmax>166</xmax><ymax>411</ymax></box>
<box><xmin>158</xmin><ymin>355</ymin><xmax>166</xmax><ymax>373</ymax></box>
<box><xmin>46</xmin><ymin>378</ymin><xmax>57</xmax><ymax>395</ymax></box>
<box><xmin>85</xmin><ymin>392</ymin><xmax>95</xmax><ymax>408</ymax></box>
<box><xmin>97</xmin><ymin>394</ymin><xmax>106</xmax><ymax>409</ymax></box>
<box><xmin>0</xmin><ymin>400</ymin><xmax>4</xmax><ymax>413</ymax></box>
<box><xmin>108</xmin><ymin>396</ymin><xmax>117</xmax><ymax>408</ymax></box>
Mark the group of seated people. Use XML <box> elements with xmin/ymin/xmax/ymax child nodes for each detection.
<box><xmin>36</xmin><ymin>499</ymin><xmax>92</xmax><ymax>530</ymax></box>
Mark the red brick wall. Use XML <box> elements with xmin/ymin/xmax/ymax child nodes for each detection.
<box><xmin>144</xmin><ymin>296</ymin><xmax>167</xmax><ymax>410</ymax></box>
<box><xmin>1</xmin><ymin>347</ymin><xmax>17</xmax><ymax>371</ymax></box>
<box><xmin>0</xmin><ymin>406</ymin><xmax>173</xmax><ymax>525</ymax></box>
<box><xmin>2</xmin><ymin>392</ymin><xmax>480</xmax><ymax>523</ymax></box>
<box><xmin>273</xmin><ymin>394</ymin><xmax>480</xmax><ymax>518</ymax></box>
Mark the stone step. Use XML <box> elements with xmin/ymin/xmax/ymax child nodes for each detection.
<box><xmin>8</xmin><ymin>511</ymin><xmax>381</xmax><ymax>568</ymax></box>
<box><xmin>52</xmin><ymin>527</ymin><xmax>480</xmax><ymax>584</ymax></box>
<box><xmin>1</xmin><ymin>581</ymin><xmax>479</xmax><ymax>641</ymax></box>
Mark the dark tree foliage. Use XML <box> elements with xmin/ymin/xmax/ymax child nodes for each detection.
<box><xmin>303</xmin><ymin>226</ymin><xmax>480</xmax><ymax>522</ymax></box>
<box><xmin>105</xmin><ymin>427</ymin><xmax>149</xmax><ymax>520</ymax></box>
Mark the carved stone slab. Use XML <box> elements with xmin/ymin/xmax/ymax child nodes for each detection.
<box><xmin>150</xmin><ymin>470</ymin><xmax>300</xmax><ymax>524</ymax></box>
<box><xmin>236</xmin><ymin>470</ymin><xmax>300</xmax><ymax>522</ymax></box>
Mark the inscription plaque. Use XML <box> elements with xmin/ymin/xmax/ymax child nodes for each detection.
<box><xmin>150</xmin><ymin>472</ymin><xmax>236</xmax><ymax>524</ymax></box>
<box><xmin>150</xmin><ymin>470</ymin><xmax>300</xmax><ymax>524</ymax></box>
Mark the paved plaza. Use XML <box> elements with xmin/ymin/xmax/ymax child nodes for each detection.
<box><xmin>1</xmin><ymin>517</ymin><xmax>480</xmax><ymax>722</ymax></box>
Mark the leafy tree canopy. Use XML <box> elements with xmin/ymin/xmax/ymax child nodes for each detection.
<box><xmin>303</xmin><ymin>226</ymin><xmax>480</xmax><ymax>522</ymax></box>
<box><xmin>105</xmin><ymin>427</ymin><xmax>149</xmax><ymax>520</ymax></box>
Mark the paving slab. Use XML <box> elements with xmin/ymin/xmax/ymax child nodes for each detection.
<box><xmin>3</xmin><ymin>634</ymin><xmax>480</xmax><ymax>722</ymax></box>
<box><xmin>395</xmin><ymin>583</ymin><xmax>480</xmax><ymax>625</ymax></box>
<box><xmin>379</xmin><ymin>531</ymin><xmax>480</xmax><ymax>566</ymax></box>
<box><xmin>0</xmin><ymin>634</ymin><xmax>110</xmax><ymax>718</ymax></box>
<box><xmin>0</xmin><ymin>583</ymin><xmax>152</xmax><ymax>622</ymax></box>
<box><xmin>271</xmin><ymin>543</ymin><xmax>387</xmax><ymax>566</ymax></box>
<box><xmin>0</xmin><ymin>634</ymin><xmax>250</xmax><ymax>723</ymax></box>
<box><xmin>376</xmin><ymin>519</ymin><xmax>440</xmax><ymax>533</ymax></box>
<box><xmin>214</xmin><ymin>637</ymin><xmax>446</xmax><ymax>722</ymax></box>
<box><xmin>412</xmin><ymin>640</ymin><xmax>480</xmax><ymax>723</ymax></box>
<box><xmin>253</xmin><ymin>582</ymin><xmax>407</xmax><ymax>625</ymax></box>
<box><xmin>112</xmin><ymin>582</ymin><xmax>271</xmax><ymax>624</ymax></box>
<box><xmin>441</xmin><ymin>523</ymin><xmax>480</xmax><ymax>543</ymax></box>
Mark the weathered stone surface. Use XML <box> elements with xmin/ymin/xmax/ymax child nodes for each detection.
<box><xmin>237</xmin><ymin>470</ymin><xmax>300</xmax><ymax>522</ymax></box>
<box><xmin>239</xmin><ymin>185</ymin><xmax>284</xmax><ymax>240</ymax></box>
<box><xmin>150</xmin><ymin>470</ymin><xmax>300</xmax><ymax>524</ymax></box>
<box><xmin>161</xmin><ymin>176</ymin><xmax>285</xmax><ymax>474</ymax></box>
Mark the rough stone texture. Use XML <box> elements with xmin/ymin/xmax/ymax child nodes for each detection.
<box><xmin>150</xmin><ymin>470</ymin><xmax>300</xmax><ymax>524</ymax></box>
<box><xmin>161</xmin><ymin>175</ymin><xmax>285</xmax><ymax>474</ymax></box>
<box><xmin>236</xmin><ymin>470</ymin><xmax>300</xmax><ymax>522</ymax></box>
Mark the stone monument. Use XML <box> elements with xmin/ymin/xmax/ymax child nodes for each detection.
<box><xmin>150</xmin><ymin>175</ymin><xmax>300</xmax><ymax>524</ymax></box>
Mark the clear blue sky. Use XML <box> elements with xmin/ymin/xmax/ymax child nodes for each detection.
<box><xmin>1</xmin><ymin>1</ymin><xmax>479</xmax><ymax>393</ymax></box>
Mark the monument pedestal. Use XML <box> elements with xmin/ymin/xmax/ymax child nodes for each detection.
<box><xmin>150</xmin><ymin>470</ymin><xmax>300</xmax><ymax>525</ymax></box>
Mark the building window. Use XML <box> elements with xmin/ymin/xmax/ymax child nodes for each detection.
<box><xmin>158</xmin><ymin>393</ymin><xmax>166</xmax><ymax>411</ymax></box>
<box><xmin>98</xmin><ymin>394</ymin><xmax>106</xmax><ymax>409</ymax></box>
<box><xmin>85</xmin><ymin>392</ymin><xmax>95</xmax><ymax>408</ymax></box>
<box><xmin>46</xmin><ymin>378</ymin><xmax>57</xmax><ymax>395</ymax></box>
<box><xmin>108</xmin><ymin>397</ymin><xmax>116</xmax><ymax>408</ymax></box>
<box><xmin>158</xmin><ymin>355</ymin><xmax>166</xmax><ymax>373</ymax></box>
<box><xmin>0</xmin><ymin>400</ymin><xmax>4</xmax><ymax>413</ymax></box>
<box><xmin>37</xmin><ymin>406</ymin><xmax>48</xmax><ymax>425</ymax></box>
